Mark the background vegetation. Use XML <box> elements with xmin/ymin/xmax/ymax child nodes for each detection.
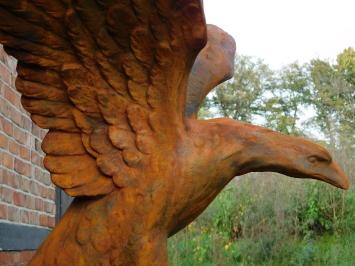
<box><xmin>168</xmin><ymin>48</ymin><xmax>355</xmax><ymax>265</ymax></box>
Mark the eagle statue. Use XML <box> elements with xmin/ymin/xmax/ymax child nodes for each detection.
<box><xmin>0</xmin><ymin>0</ymin><xmax>349</xmax><ymax>265</ymax></box>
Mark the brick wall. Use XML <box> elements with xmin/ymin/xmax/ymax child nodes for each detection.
<box><xmin>0</xmin><ymin>45</ymin><xmax>56</xmax><ymax>265</ymax></box>
<box><xmin>0</xmin><ymin>251</ymin><xmax>35</xmax><ymax>266</ymax></box>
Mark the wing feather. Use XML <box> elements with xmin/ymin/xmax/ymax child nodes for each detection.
<box><xmin>185</xmin><ymin>25</ymin><xmax>236</xmax><ymax>118</ymax></box>
<box><xmin>0</xmin><ymin>0</ymin><xmax>207</xmax><ymax>197</ymax></box>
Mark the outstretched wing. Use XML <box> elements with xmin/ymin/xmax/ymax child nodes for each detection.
<box><xmin>185</xmin><ymin>24</ymin><xmax>236</xmax><ymax>118</ymax></box>
<box><xmin>0</xmin><ymin>0</ymin><xmax>207</xmax><ymax>196</ymax></box>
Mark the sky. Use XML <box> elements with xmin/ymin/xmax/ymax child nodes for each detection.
<box><xmin>204</xmin><ymin>0</ymin><xmax>355</xmax><ymax>69</ymax></box>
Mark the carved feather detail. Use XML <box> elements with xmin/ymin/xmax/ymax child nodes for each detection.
<box><xmin>0</xmin><ymin>0</ymin><xmax>207</xmax><ymax>197</ymax></box>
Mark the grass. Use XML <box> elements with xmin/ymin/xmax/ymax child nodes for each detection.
<box><xmin>168</xmin><ymin>172</ymin><xmax>355</xmax><ymax>266</ymax></box>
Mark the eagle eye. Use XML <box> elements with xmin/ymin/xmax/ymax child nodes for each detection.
<box><xmin>308</xmin><ymin>155</ymin><xmax>330</xmax><ymax>164</ymax></box>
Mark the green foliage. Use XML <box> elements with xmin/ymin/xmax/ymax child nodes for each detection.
<box><xmin>309</xmin><ymin>56</ymin><xmax>354</xmax><ymax>146</ymax></box>
<box><xmin>263</xmin><ymin>62</ymin><xmax>312</xmax><ymax>135</ymax></box>
<box><xmin>337</xmin><ymin>47</ymin><xmax>355</xmax><ymax>85</ymax></box>
<box><xmin>210</xmin><ymin>55</ymin><xmax>274</xmax><ymax>122</ymax></box>
<box><xmin>169</xmin><ymin>175</ymin><xmax>355</xmax><ymax>265</ymax></box>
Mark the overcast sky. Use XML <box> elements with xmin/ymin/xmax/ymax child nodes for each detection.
<box><xmin>204</xmin><ymin>0</ymin><xmax>355</xmax><ymax>69</ymax></box>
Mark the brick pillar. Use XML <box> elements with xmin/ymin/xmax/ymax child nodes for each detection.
<box><xmin>0</xmin><ymin>45</ymin><xmax>56</xmax><ymax>265</ymax></box>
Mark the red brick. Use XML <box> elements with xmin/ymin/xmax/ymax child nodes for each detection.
<box><xmin>0</xmin><ymin>98</ymin><xmax>7</xmax><ymax>115</ymax></box>
<box><xmin>4</xmin><ymin>84</ymin><xmax>16</xmax><ymax>102</ymax></box>
<box><xmin>24</xmin><ymin>195</ymin><xmax>35</xmax><ymax>210</ymax></box>
<box><xmin>13</xmin><ymin>128</ymin><xmax>29</xmax><ymax>146</ymax></box>
<box><xmin>2</xmin><ymin>152</ymin><xmax>14</xmax><ymax>169</ymax></box>
<box><xmin>39</xmin><ymin>214</ymin><xmax>47</xmax><ymax>226</ymax></box>
<box><xmin>43</xmin><ymin>172</ymin><xmax>52</xmax><ymax>186</ymax></box>
<box><xmin>0</xmin><ymin>186</ymin><xmax>14</xmax><ymax>204</ymax></box>
<box><xmin>20</xmin><ymin>178</ymin><xmax>31</xmax><ymax>192</ymax></box>
<box><xmin>29</xmin><ymin>212</ymin><xmax>39</xmax><ymax>225</ymax></box>
<box><xmin>20</xmin><ymin>145</ymin><xmax>31</xmax><ymax>160</ymax></box>
<box><xmin>0</xmin><ymin>132</ymin><xmax>8</xmax><ymax>149</ymax></box>
<box><xmin>0</xmin><ymin>116</ymin><xmax>13</xmax><ymax>136</ymax></box>
<box><xmin>21</xmin><ymin>114</ymin><xmax>32</xmax><ymax>129</ymax></box>
<box><xmin>31</xmin><ymin>125</ymin><xmax>41</xmax><ymax>138</ymax></box>
<box><xmin>34</xmin><ymin>138</ymin><xmax>42</xmax><ymax>152</ymax></box>
<box><xmin>20</xmin><ymin>250</ymin><xmax>35</xmax><ymax>262</ymax></box>
<box><xmin>20</xmin><ymin>209</ymin><xmax>30</xmax><ymax>224</ymax></box>
<box><xmin>0</xmin><ymin>62</ymin><xmax>11</xmax><ymax>85</ymax></box>
<box><xmin>35</xmin><ymin>198</ymin><xmax>44</xmax><ymax>211</ymax></box>
<box><xmin>0</xmin><ymin>203</ymin><xmax>7</xmax><ymax>219</ymax></box>
<box><xmin>48</xmin><ymin>217</ymin><xmax>55</xmax><ymax>228</ymax></box>
<box><xmin>2</xmin><ymin>169</ymin><xmax>20</xmax><ymax>189</ymax></box>
<box><xmin>13</xmin><ymin>191</ymin><xmax>26</xmax><ymax>207</ymax></box>
<box><xmin>0</xmin><ymin>251</ymin><xmax>35</xmax><ymax>265</ymax></box>
<box><xmin>0</xmin><ymin>252</ymin><xmax>13</xmax><ymax>265</ymax></box>
<box><xmin>0</xmin><ymin>98</ymin><xmax>14</xmax><ymax>119</ymax></box>
<box><xmin>0</xmin><ymin>46</ymin><xmax>7</xmax><ymax>64</ymax></box>
<box><xmin>14</xmin><ymin>158</ymin><xmax>31</xmax><ymax>176</ymax></box>
<box><xmin>44</xmin><ymin>201</ymin><xmax>56</xmax><ymax>214</ymax></box>
<box><xmin>48</xmin><ymin>188</ymin><xmax>56</xmax><ymax>201</ymax></box>
<box><xmin>31</xmin><ymin>150</ymin><xmax>43</xmax><ymax>167</ymax></box>
<box><xmin>7</xmin><ymin>206</ymin><xmax>20</xmax><ymax>222</ymax></box>
<box><xmin>8</xmin><ymin>139</ymin><xmax>20</xmax><ymax>156</ymax></box>
<box><xmin>7</xmin><ymin>104</ymin><xmax>22</xmax><ymax>126</ymax></box>
<box><xmin>40</xmin><ymin>130</ymin><xmax>47</xmax><ymax>139</ymax></box>
<box><xmin>30</xmin><ymin>181</ymin><xmax>40</xmax><ymax>196</ymax></box>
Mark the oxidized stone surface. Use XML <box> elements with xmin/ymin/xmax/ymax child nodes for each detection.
<box><xmin>0</xmin><ymin>1</ymin><xmax>349</xmax><ymax>265</ymax></box>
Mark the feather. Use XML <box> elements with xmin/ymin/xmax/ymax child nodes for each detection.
<box><xmin>127</xmin><ymin>80</ymin><xmax>148</xmax><ymax>106</ymax></box>
<box><xmin>113</xmin><ymin>167</ymin><xmax>139</xmax><ymax>187</ymax></box>
<box><xmin>16</xmin><ymin>79</ymin><xmax>68</xmax><ymax>102</ymax></box>
<box><xmin>108</xmin><ymin>126</ymin><xmax>136</xmax><ymax>150</ymax></box>
<box><xmin>73</xmin><ymin>0</ymin><xmax>105</xmax><ymax>35</ymax></box>
<box><xmin>65</xmin><ymin>9</ymin><xmax>98</xmax><ymax>72</ymax></box>
<box><xmin>65</xmin><ymin>177</ymin><xmax>114</xmax><ymax>197</ymax></box>
<box><xmin>135</xmin><ymin>134</ymin><xmax>154</xmax><ymax>154</ymax></box>
<box><xmin>130</xmin><ymin>26</ymin><xmax>154</xmax><ymax>66</ymax></box>
<box><xmin>90</xmin><ymin>127</ymin><xmax>116</xmax><ymax>154</ymax></box>
<box><xmin>0</xmin><ymin>33</ymin><xmax>76</xmax><ymax>64</ymax></box>
<box><xmin>122</xmin><ymin>149</ymin><xmax>142</xmax><ymax>167</ymax></box>
<box><xmin>0</xmin><ymin>1</ymin><xmax>67</xmax><ymax>38</ymax></box>
<box><xmin>44</xmin><ymin>155</ymin><xmax>95</xmax><ymax>174</ymax></box>
<box><xmin>16</xmin><ymin>64</ymin><xmax>65</xmax><ymax>88</ymax></box>
<box><xmin>97</xmin><ymin>89</ymin><xmax>130</xmax><ymax>129</ymax></box>
<box><xmin>21</xmin><ymin>97</ymin><xmax>73</xmax><ymax>118</ymax></box>
<box><xmin>4</xmin><ymin>48</ymin><xmax>62</xmax><ymax>69</ymax></box>
<box><xmin>81</xmin><ymin>133</ymin><xmax>99</xmax><ymax>158</ymax></box>
<box><xmin>31</xmin><ymin>115</ymin><xmax>79</xmax><ymax>132</ymax></box>
<box><xmin>0</xmin><ymin>0</ymin><xmax>208</xmax><ymax>199</ymax></box>
<box><xmin>122</xmin><ymin>54</ymin><xmax>148</xmax><ymax>83</ymax></box>
<box><xmin>96</xmin><ymin>151</ymin><xmax>122</xmax><ymax>177</ymax></box>
<box><xmin>51</xmin><ymin>172</ymin><xmax>92</xmax><ymax>189</ymax></box>
<box><xmin>31</xmin><ymin>0</ymin><xmax>67</xmax><ymax>19</ymax></box>
<box><xmin>127</xmin><ymin>105</ymin><xmax>151</xmax><ymax>135</ymax></box>
<box><xmin>72</xmin><ymin>109</ymin><xmax>98</xmax><ymax>134</ymax></box>
<box><xmin>42</xmin><ymin>131</ymin><xmax>86</xmax><ymax>155</ymax></box>
<box><xmin>0</xmin><ymin>6</ymin><xmax>68</xmax><ymax>49</ymax></box>
<box><xmin>95</xmin><ymin>51</ymin><xmax>128</xmax><ymax>96</ymax></box>
<box><xmin>68</xmin><ymin>85</ymin><xmax>101</xmax><ymax>114</ymax></box>
<box><xmin>107</xmin><ymin>2</ymin><xmax>138</xmax><ymax>48</ymax></box>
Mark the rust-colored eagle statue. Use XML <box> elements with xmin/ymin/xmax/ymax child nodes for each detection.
<box><xmin>0</xmin><ymin>1</ymin><xmax>349</xmax><ymax>265</ymax></box>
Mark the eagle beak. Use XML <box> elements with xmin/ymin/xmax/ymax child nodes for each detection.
<box><xmin>314</xmin><ymin>161</ymin><xmax>350</xmax><ymax>190</ymax></box>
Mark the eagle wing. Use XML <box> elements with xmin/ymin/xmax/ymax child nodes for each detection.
<box><xmin>186</xmin><ymin>24</ymin><xmax>236</xmax><ymax>118</ymax></box>
<box><xmin>0</xmin><ymin>0</ymin><xmax>207</xmax><ymax>196</ymax></box>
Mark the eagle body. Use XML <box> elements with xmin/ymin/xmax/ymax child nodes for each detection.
<box><xmin>0</xmin><ymin>1</ymin><xmax>348</xmax><ymax>265</ymax></box>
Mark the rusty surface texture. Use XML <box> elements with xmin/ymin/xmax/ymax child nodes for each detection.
<box><xmin>0</xmin><ymin>1</ymin><xmax>349</xmax><ymax>265</ymax></box>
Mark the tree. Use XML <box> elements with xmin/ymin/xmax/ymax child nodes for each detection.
<box><xmin>309</xmin><ymin>54</ymin><xmax>354</xmax><ymax>147</ymax></box>
<box><xmin>208</xmin><ymin>55</ymin><xmax>274</xmax><ymax>122</ymax></box>
<box><xmin>337</xmin><ymin>47</ymin><xmax>355</xmax><ymax>85</ymax></box>
<box><xmin>262</xmin><ymin>62</ymin><xmax>311</xmax><ymax>135</ymax></box>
